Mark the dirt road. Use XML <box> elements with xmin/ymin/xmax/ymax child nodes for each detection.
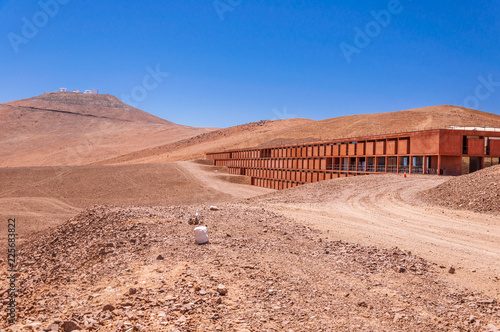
<box><xmin>176</xmin><ymin>161</ymin><xmax>272</xmax><ymax>199</ymax></box>
<box><xmin>2</xmin><ymin>161</ymin><xmax>498</xmax><ymax>297</ymax></box>
<box><xmin>250</xmin><ymin>175</ymin><xmax>500</xmax><ymax>297</ymax></box>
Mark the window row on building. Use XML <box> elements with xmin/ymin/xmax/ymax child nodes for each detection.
<box><xmin>221</xmin><ymin>156</ymin><xmax>439</xmax><ymax>174</ymax></box>
<box><xmin>206</xmin><ymin>129</ymin><xmax>500</xmax><ymax>189</ymax></box>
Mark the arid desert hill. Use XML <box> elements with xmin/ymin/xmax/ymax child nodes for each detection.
<box><xmin>0</xmin><ymin>92</ymin><xmax>214</xmax><ymax>167</ymax></box>
<box><xmin>95</xmin><ymin>105</ymin><xmax>500</xmax><ymax>165</ymax></box>
<box><xmin>2</xmin><ymin>92</ymin><xmax>500</xmax><ymax>168</ymax></box>
<box><xmin>423</xmin><ymin>164</ymin><xmax>500</xmax><ymax>213</ymax></box>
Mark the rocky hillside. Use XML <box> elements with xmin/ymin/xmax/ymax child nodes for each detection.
<box><xmin>0</xmin><ymin>92</ymin><xmax>213</xmax><ymax>167</ymax></box>
<box><xmin>423</xmin><ymin>165</ymin><xmax>500</xmax><ymax>213</ymax></box>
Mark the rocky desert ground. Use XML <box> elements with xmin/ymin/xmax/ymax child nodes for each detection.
<box><xmin>0</xmin><ymin>161</ymin><xmax>498</xmax><ymax>331</ymax></box>
<box><xmin>0</xmin><ymin>93</ymin><xmax>499</xmax><ymax>331</ymax></box>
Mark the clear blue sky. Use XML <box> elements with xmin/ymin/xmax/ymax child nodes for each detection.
<box><xmin>1</xmin><ymin>0</ymin><xmax>499</xmax><ymax>128</ymax></box>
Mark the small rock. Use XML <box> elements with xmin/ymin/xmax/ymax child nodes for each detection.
<box><xmin>357</xmin><ymin>301</ymin><xmax>368</xmax><ymax>308</ymax></box>
<box><xmin>124</xmin><ymin>311</ymin><xmax>135</xmax><ymax>319</ymax></box>
<box><xmin>448</xmin><ymin>266</ymin><xmax>456</xmax><ymax>274</ymax></box>
<box><xmin>129</xmin><ymin>288</ymin><xmax>137</xmax><ymax>295</ymax></box>
<box><xmin>394</xmin><ymin>313</ymin><xmax>404</xmax><ymax>322</ymax></box>
<box><xmin>47</xmin><ymin>323</ymin><xmax>59</xmax><ymax>332</ymax></box>
<box><xmin>217</xmin><ymin>284</ymin><xmax>228</xmax><ymax>296</ymax></box>
<box><xmin>156</xmin><ymin>255</ymin><xmax>164</xmax><ymax>260</ymax></box>
<box><xmin>26</xmin><ymin>322</ymin><xmax>42</xmax><ymax>330</ymax></box>
<box><xmin>188</xmin><ymin>217</ymin><xmax>200</xmax><ymax>225</ymax></box>
<box><xmin>183</xmin><ymin>303</ymin><xmax>194</xmax><ymax>312</ymax></box>
<box><xmin>396</xmin><ymin>266</ymin><xmax>406</xmax><ymax>273</ymax></box>
<box><xmin>85</xmin><ymin>318</ymin><xmax>98</xmax><ymax>328</ymax></box>
<box><xmin>176</xmin><ymin>315</ymin><xmax>187</xmax><ymax>324</ymax></box>
<box><xmin>62</xmin><ymin>321</ymin><xmax>81</xmax><ymax>332</ymax></box>
<box><xmin>103</xmin><ymin>304</ymin><xmax>115</xmax><ymax>311</ymax></box>
<box><xmin>210</xmin><ymin>206</ymin><xmax>219</xmax><ymax>211</ymax></box>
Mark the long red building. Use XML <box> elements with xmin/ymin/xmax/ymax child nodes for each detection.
<box><xmin>205</xmin><ymin>129</ymin><xmax>500</xmax><ymax>190</ymax></box>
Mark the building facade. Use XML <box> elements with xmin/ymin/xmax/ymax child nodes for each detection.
<box><xmin>58</xmin><ymin>88</ymin><xmax>98</xmax><ymax>94</ymax></box>
<box><xmin>205</xmin><ymin>129</ymin><xmax>500</xmax><ymax>190</ymax></box>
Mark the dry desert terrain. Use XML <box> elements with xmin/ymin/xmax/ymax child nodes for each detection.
<box><xmin>0</xmin><ymin>93</ymin><xmax>499</xmax><ymax>331</ymax></box>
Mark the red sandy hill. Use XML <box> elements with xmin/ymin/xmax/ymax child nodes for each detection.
<box><xmin>0</xmin><ymin>92</ymin><xmax>213</xmax><ymax>167</ymax></box>
<box><xmin>95</xmin><ymin>105</ymin><xmax>500</xmax><ymax>165</ymax></box>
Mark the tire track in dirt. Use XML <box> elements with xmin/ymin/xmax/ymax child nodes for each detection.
<box><xmin>259</xmin><ymin>175</ymin><xmax>500</xmax><ymax>297</ymax></box>
<box><xmin>0</xmin><ymin>168</ymin><xmax>73</xmax><ymax>197</ymax></box>
<box><xmin>176</xmin><ymin>161</ymin><xmax>273</xmax><ymax>200</ymax></box>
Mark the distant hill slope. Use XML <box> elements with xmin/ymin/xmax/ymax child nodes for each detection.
<box><xmin>0</xmin><ymin>92</ymin><xmax>213</xmax><ymax>167</ymax></box>
<box><xmin>6</xmin><ymin>92</ymin><xmax>172</xmax><ymax>124</ymax></box>
<box><xmin>310</xmin><ymin>105</ymin><xmax>500</xmax><ymax>139</ymax></box>
<box><xmin>95</xmin><ymin>105</ymin><xmax>500</xmax><ymax>165</ymax></box>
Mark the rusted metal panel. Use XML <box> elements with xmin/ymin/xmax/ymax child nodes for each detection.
<box><xmin>348</xmin><ymin>143</ymin><xmax>356</xmax><ymax>156</ymax></box>
<box><xmin>306</xmin><ymin>172</ymin><xmax>312</xmax><ymax>182</ymax></box>
<box><xmin>491</xmin><ymin>140</ymin><xmax>500</xmax><ymax>155</ymax></box>
<box><xmin>332</xmin><ymin>144</ymin><xmax>340</xmax><ymax>156</ymax></box>
<box><xmin>325</xmin><ymin>144</ymin><xmax>333</xmax><ymax>156</ymax></box>
<box><xmin>365</xmin><ymin>141</ymin><xmax>375</xmax><ymax>155</ymax></box>
<box><xmin>386</xmin><ymin>140</ymin><xmax>397</xmax><ymax>154</ymax></box>
<box><xmin>313</xmin><ymin>145</ymin><xmax>319</xmax><ymax>156</ymax></box>
<box><xmin>319</xmin><ymin>145</ymin><xmax>326</xmax><ymax>156</ymax></box>
<box><xmin>375</xmin><ymin>141</ymin><xmax>385</xmax><ymax>155</ymax></box>
<box><xmin>313</xmin><ymin>159</ymin><xmax>319</xmax><ymax>170</ymax></box>
<box><xmin>398</xmin><ymin>139</ymin><xmax>410</xmax><ymax>154</ymax></box>
<box><xmin>356</xmin><ymin>142</ymin><xmax>365</xmax><ymax>156</ymax></box>
<box><xmin>320</xmin><ymin>159</ymin><xmax>327</xmax><ymax>170</ymax></box>
<box><xmin>340</xmin><ymin>144</ymin><xmax>347</xmax><ymax>156</ymax></box>
<box><xmin>468</xmin><ymin>138</ymin><xmax>485</xmax><ymax>155</ymax></box>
